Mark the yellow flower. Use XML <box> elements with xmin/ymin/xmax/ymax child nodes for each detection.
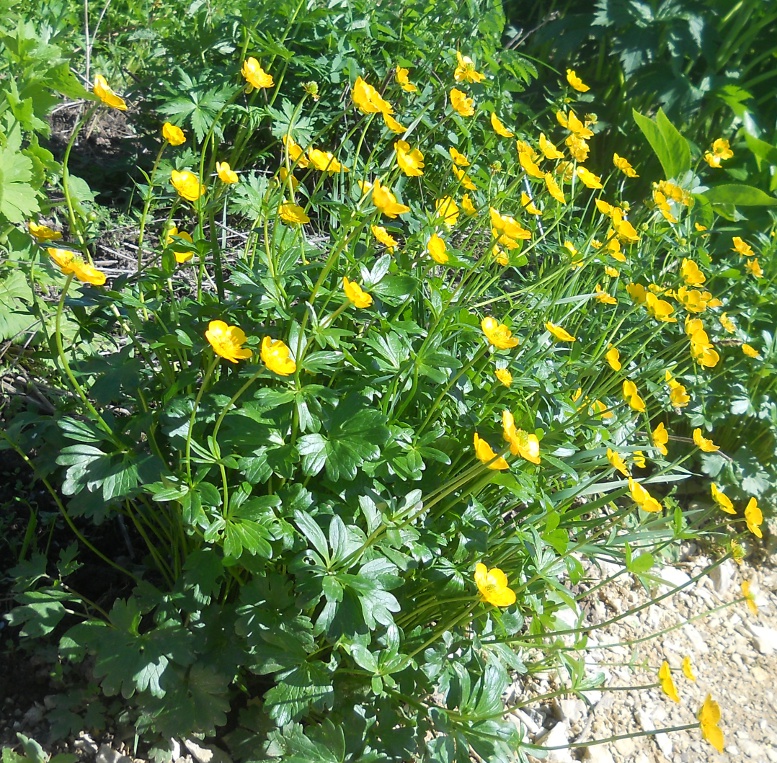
<box><xmin>557</xmin><ymin>109</ymin><xmax>593</xmax><ymax>139</ymax></box>
<box><xmin>352</xmin><ymin>76</ymin><xmax>393</xmax><ymax>115</ymax></box>
<box><xmin>47</xmin><ymin>248</ymin><xmax>107</xmax><ymax>285</ymax></box>
<box><xmin>282</xmin><ymin>135</ymin><xmax>310</xmax><ymax>168</ymax></box>
<box><xmin>242</xmin><ymin>58</ymin><xmax>274</xmax><ymax>91</ymax></box>
<box><xmin>162</xmin><ymin>122</ymin><xmax>185</xmax><ymax>146</ymax></box>
<box><xmin>492</xmin><ymin>245</ymin><xmax>508</xmax><ymax>266</ymax></box>
<box><xmin>489</xmin><ymin>112</ymin><xmax>514</xmax><ymax>137</ymax></box>
<box><xmin>626</xmin><ymin>283</ymin><xmax>647</xmax><ymax>304</ymax></box>
<box><xmin>343</xmin><ymin>276</ymin><xmax>373</xmax><ymax>308</ymax></box>
<box><xmin>659</xmin><ymin>662</ymin><xmax>680</xmax><ymax>703</ymax></box>
<box><xmin>703</xmin><ymin>151</ymin><xmax>722</xmax><ymax>168</ymax></box>
<box><xmin>607</xmin><ymin>448</ymin><xmax>629</xmax><ymax>477</ymax></box>
<box><xmin>171</xmin><ymin>169</ymin><xmax>205</xmax><ymax>202</ymax></box>
<box><xmin>629</xmin><ymin>478</ymin><xmax>663</xmax><ymax>512</ymax></box>
<box><xmin>521</xmin><ymin>191</ymin><xmax>542</xmax><ymax>215</ymax></box>
<box><xmin>680</xmin><ymin>258</ymin><xmax>705</xmax><ymax>286</ymax></box>
<box><xmin>47</xmin><ymin>247</ymin><xmax>76</xmax><ymax>272</ymax></box>
<box><xmin>544</xmin><ymin>172</ymin><xmax>566</xmax><ymax>204</ymax></box>
<box><xmin>279</xmin><ymin>167</ymin><xmax>299</xmax><ymax>191</ymax></box>
<box><xmin>566</xmin><ymin>134</ymin><xmax>590</xmax><ymax>162</ymax></box>
<box><xmin>605</xmin><ymin>346</ymin><xmax>621</xmax><ymax>371</ymax></box>
<box><xmin>92</xmin><ymin>74</ymin><xmax>127</xmax><ymax>110</ymax></box>
<box><xmin>732</xmin><ymin>236</ymin><xmax>754</xmax><ymax>256</ymax></box>
<box><xmin>744</xmin><ymin>497</ymin><xmax>763</xmax><ymax>538</ymax></box>
<box><xmin>474</xmin><ymin>562</ymin><xmax>516</xmax><ymax>606</ymax></box>
<box><xmin>545</xmin><ymin>321</ymin><xmax>576</xmax><ymax>342</ymax></box>
<box><xmin>165</xmin><ymin>226</ymin><xmax>194</xmax><ymax>262</ymax></box>
<box><xmin>612</xmin><ymin>211</ymin><xmax>639</xmax><ymax>244</ymax></box>
<box><xmin>682</xmin><ymin>656</ymin><xmax>696</xmax><ymax>682</ymax></box>
<box><xmin>576</xmin><ymin>166</ymin><xmax>602</xmax><ymax>189</ymax></box>
<box><xmin>712</xmin><ymin>138</ymin><xmax>733</xmax><ymax>159</ymax></box>
<box><xmin>372</xmin><ymin>225</ymin><xmax>398</xmax><ymax>252</ymax></box>
<box><xmin>566</xmin><ymin>69</ymin><xmax>589</xmax><ymax>92</ymax></box>
<box><xmin>261</xmin><ymin>336</ymin><xmax>296</xmax><ymax>376</ymax></box>
<box><xmin>502</xmin><ymin>410</ymin><xmax>541</xmax><ymax>464</ymax></box>
<box><xmin>613</xmin><ymin>153</ymin><xmax>638</xmax><ymax>177</ymax></box>
<box><xmin>461</xmin><ymin>194</ymin><xmax>478</xmax><ymax>216</ymax></box>
<box><xmin>449</xmin><ymin>146</ymin><xmax>470</xmax><ymax>166</ymax></box>
<box><xmin>730</xmin><ymin>539</ymin><xmax>744</xmax><ymax>566</ymax></box>
<box><xmin>633</xmin><ymin>451</ymin><xmax>646</xmax><ymax>468</ymax></box>
<box><xmin>495</xmin><ymin>367</ymin><xmax>512</xmax><ymax>387</ymax></box>
<box><xmin>594</xmin><ymin>284</ymin><xmax>617</xmax><ymax>305</ymax></box>
<box><xmin>435</xmin><ymin>196</ymin><xmax>459</xmax><ymax>227</ymax></box>
<box><xmin>473</xmin><ymin>433</ymin><xmax>509</xmax><ymax>471</ymax></box>
<box><xmin>538</xmin><ymin>133</ymin><xmax>564</xmax><ymax>160</ymax></box>
<box><xmin>452</xmin><ymin>164</ymin><xmax>476</xmax><ymax>190</ymax></box>
<box><xmin>489</xmin><ymin>207</ymin><xmax>530</xmax><ymax>241</ymax></box>
<box><xmin>693</xmin><ymin>428</ymin><xmax>719</xmax><ymax>453</ymax></box>
<box><xmin>206</xmin><ymin>320</ymin><xmax>252</xmax><ymax>363</ymax></box>
<box><xmin>519</xmin><ymin>150</ymin><xmax>544</xmax><ymax>179</ymax></box>
<box><xmin>216</xmin><ymin>161</ymin><xmax>239</xmax><ymax>184</ymax></box>
<box><xmin>395</xmin><ymin>140</ymin><xmax>424</xmax><ymax>177</ymax></box>
<box><xmin>645</xmin><ymin>292</ymin><xmax>677</xmax><ymax>323</ymax></box>
<box><xmin>454</xmin><ymin>51</ymin><xmax>485</xmax><ymax>83</ymax></box>
<box><xmin>622</xmin><ymin>379</ymin><xmax>646</xmax><ymax>413</ymax></box>
<box><xmin>372</xmin><ymin>178</ymin><xmax>410</xmax><ymax>218</ymax></box>
<box><xmin>604</xmin><ymin>265</ymin><xmax>620</xmax><ymax>278</ymax></box>
<box><xmin>745</xmin><ymin>258</ymin><xmax>763</xmax><ymax>278</ymax></box>
<box><xmin>427</xmin><ymin>233</ymin><xmax>449</xmax><ymax>264</ymax></box>
<box><xmin>742</xmin><ymin>343</ymin><xmax>760</xmax><ymax>358</ymax></box>
<box><xmin>698</xmin><ymin>695</ymin><xmax>724</xmax><ymax>752</ymax></box>
<box><xmin>741</xmin><ymin>581</ymin><xmax>758</xmax><ymax>615</ymax></box>
<box><xmin>481</xmin><ymin>316</ymin><xmax>519</xmax><ymax>350</ymax></box>
<box><xmin>28</xmin><ymin>221</ymin><xmax>61</xmax><ymax>241</ymax></box>
<box><xmin>711</xmin><ymin>483</ymin><xmax>735</xmax><ymax>514</ymax></box>
<box><xmin>382</xmin><ymin>112</ymin><xmax>406</xmax><ymax>133</ymax></box>
<box><xmin>450</xmin><ymin>88</ymin><xmax>475</xmax><ymax>117</ymax></box>
<box><xmin>308</xmin><ymin>148</ymin><xmax>349</xmax><ymax>173</ymax></box>
<box><xmin>279</xmin><ymin>202</ymin><xmax>309</xmax><ymax>225</ymax></box>
<box><xmin>395</xmin><ymin>65</ymin><xmax>418</xmax><ymax>92</ymax></box>
<box><xmin>719</xmin><ymin>313</ymin><xmax>736</xmax><ymax>333</ymax></box>
<box><xmin>669</xmin><ymin>382</ymin><xmax>690</xmax><ymax>408</ymax></box>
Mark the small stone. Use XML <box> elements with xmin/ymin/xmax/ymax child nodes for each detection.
<box><xmin>22</xmin><ymin>705</ymin><xmax>44</xmax><ymax>726</ymax></box>
<box><xmin>553</xmin><ymin>698</ymin><xmax>585</xmax><ymax>725</ymax></box>
<box><xmin>540</xmin><ymin>722</ymin><xmax>573</xmax><ymax>763</ymax></box>
<box><xmin>747</xmin><ymin>624</ymin><xmax>777</xmax><ymax>655</ymax></box>
<box><xmin>43</xmin><ymin>695</ymin><xmax>58</xmax><ymax>711</ymax></box>
<box><xmin>709</xmin><ymin>559</ymin><xmax>735</xmax><ymax>594</ymax></box>
<box><xmin>613</xmin><ymin>736</ymin><xmax>636</xmax><ymax>757</ymax></box>
<box><xmin>74</xmin><ymin>735</ymin><xmax>99</xmax><ymax>756</ymax></box>
<box><xmin>683</xmin><ymin>624</ymin><xmax>709</xmax><ymax>653</ymax></box>
<box><xmin>183</xmin><ymin>740</ymin><xmax>233</xmax><ymax>763</ymax></box>
<box><xmin>657</xmin><ymin>565</ymin><xmax>692</xmax><ymax>591</ymax></box>
<box><xmin>510</xmin><ymin>708</ymin><xmax>541</xmax><ymax>736</ymax></box>
<box><xmin>96</xmin><ymin>746</ymin><xmax>131</xmax><ymax>763</ymax></box>
<box><xmin>582</xmin><ymin>745</ymin><xmax>616</xmax><ymax>763</ymax></box>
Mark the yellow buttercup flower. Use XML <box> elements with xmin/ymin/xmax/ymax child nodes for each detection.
<box><xmin>613</xmin><ymin>153</ymin><xmax>638</xmax><ymax>177</ymax></box>
<box><xmin>682</xmin><ymin>656</ymin><xmax>696</xmax><ymax>682</ymax></box>
<box><xmin>544</xmin><ymin>172</ymin><xmax>566</xmax><ymax>204</ymax></box>
<box><xmin>693</xmin><ymin>428</ymin><xmax>719</xmax><ymax>452</ymax></box>
<box><xmin>557</xmin><ymin>109</ymin><xmax>593</xmax><ymax>139</ymax></box>
<box><xmin>216</xmin><ymin>161</ymin><xmax>238</xmax><ymax>184</ymax></box>
<box><xmin>343</xmin><ymin>277</ymin><xmax>373</xmax><ymax>308</ymax></box>
<box><xmin>371</xmin><ymin>225</ymin><xmax>398</xmax><ymax>252</ymax></box>
<box><xmin>669</xmin><ymin>382</ymin><xmax>690</xmax><ymax>408</ymax></box>
<box><xmin>518</xmin><ymin>150</ymin><xmax>544</xmax><ymax>179</ymax></box>
<box><xmin>451</xmin><ymin>164</ymin><xmax>475</xmax><ymax>191</ymax></box>
<box><xmin>607</xmin><ymin>448</ymin><xmax>629</xmax><ymax>477</ymax></box>
<box><xmin>261</xmin><ymin>336</ymin><xmax>296</xmax><ymax>376</ymax></box>
<box><xmin>604</xmin><ymin>265</ymin><xmax>620</xmax><ymax>278</ymax></box>
<box><xmin>474</xmin><ymin>562</ymin><xmax>515</xmax><ymax>606</ymax></box>
<box><xmin>481</xmin><ymin>316</ymin><xmax>519</xmax><ymax>350</ymax></box>
<box><xmin>490</xmin><ymin>112</ymin><xmax>514</xmax><ymax>138</ymax></box>
<box><xmin>435</xmin><ymin>196</ymin><xmax>459</xmax><ymax>227</ymax></box>
<box><xmin>206</xmin><ymin>320</ymin><xmax>252</xmax><ymax>363</ymax></box>
<box><xmin>279</xmin><ymin>167</ymin><xmax>299</xmax><ymax>191</ymax></box>
<box><xmin>502</xmin><ymin>410</ymin><xmax>541</xmax><ymax>464</ymax></box>
<box><xmin>242</xmin><ymin>58</ymin><xmax>274</xmax><ymax>91</ymax></box>
<box><xmin>742</xmin><ymin>343</ymin><xmax>760</xmax><ymax>358</ymax></box>
<box><xmin>680</xmin><ymin>258</ymin><xmax>705</xmax><ymax>286</ymax></box>
<box><xmin>372</xmin><ymin>178</ymin><xmax>410</xmax><ymax>218</ymax></box>
<box><xmin>461</xmin><ymin>194</ymin><xmax>477</xmax><ymax>216</ymax></box>
<box><xmin>745</xmin><ymin>258</ymin><xmax>763</xmax><ymax>278</ymax></box>
<box><xmin>605</xmin><ymin>346</ymin><xmax>621</xmax><ymax>371</ymax></box>
<box><xmin>595</xmin><ymin>284</ymin><xmax>617</xmax><ymax>305</ymax></box>
<box><xmin>659</xmin><ymin>662</ymin><xmax>680</xmax><ymax>703</ymax></box>
<box><xmin>565</xmin><ymin>134</ymin><xmax>590</xmax><ymax>162</ymax></box>
<box><xmin>282</xmin><ymin>135</ymin><xmax>310</xmax><ymax>168</ymax></box>
<box><xmin>382</xmin><ymin>112</ymin><xmax>406</xmax><ymax>133</ymax></box>
<box><xmin>454</xmin><ymin>51</ymin><xmax>485</xmax><ymax>83</ymax></box>
<box><xmin>427</xmin><ymin>233</ymin><xmax>449</xmax><ymax>264</ymax></box>
<box><xmin>165</xmin><ymin>226</ymin><xmax>194</xmax><ymax>263</ymax></box>
<box><xmin>741</xmin><ymin>581</ymin><xmax>758</xmax><ymax>614</ymax></box>
<box><xmin>705</xmin><ymin>138</ymin><xmax>733</xmax><ymax>167</ymax></box>
<box><xmin>495</xmin><ymin>368</ymin><xmax>512</xmax><ymax>387</ymax></box>
<box><xmin>308</xmin><ymin>148</ymin><xmax>349</xmax><ymax>173</ymax></box>
<box><xmin>28</xmin><ymin>221</ymin><xmax>61</xmax><ymax>241</ymax></box>
<box><xmin>448</xmin><ymin>146</ymin><xmax>470</xmax><ymax>166</ymax></box>
<box><xmin>622</xmin><ymin>379</ymin><xmax>646</xmax><ymax>413</ymax></box>
<box><xmin>162</xmin><ymin>122</ymin><xmax>185</xmax><ymax>146</ymax></box>
<box><xmin>566</xmin><ymin>68</ymin><xmax>589</xmax><ymax>92</ymax></box>
<box><xmin>473</xmin><ymin>433</ymin><xmax>509</xmax><ymax>471</ymax></box>
<box><xmin>576</xmin><ymin>166</ymin><xmax>602</xmax><ymax>189</ymax></box>
<box><xmin>731</xmin><ymin>539</ymin><xmax>745</xmax><ymax>565</ymax></box>
<box><xmin>719</xmin><ymin>313</ymin><xmax>735</xmax><ymax>333</ymax></box>
<box><xmin>732</xmin><ymin>236</ymin><xmax>754</xmax><ymax>256</ymax></box>
<box><xmin>92</xmin><ymin>74</ymin><xmax>127</xmax><ymax>111</ymax></box>
<box><xmin>633</xmin><ymin>451</ymin><xmax>646</xmax><ymax>468</ymax></box>
<box><xmin>395</xmin><ymin>140</ymin><xmax>424</xmax><ymax>177</ymax></box>
<box><xmin>545</xmin><ymin>321</ymin><xmax>576</xmax><ymax>342</ymax></box>
<box><xmin>352</xmin><ymin>76</ymin><xmax>393</xmax><ymax>115</ymax></box>
<box><xmin>490</xmin><ymin>207</ymin><xmax>530</xmax><ymax>241</ymax></box>
<box><xmin>47</xmin><ymin>248</ymin><xmax>107</xmax><ymax>285</ymax></box>
<box><xmin>539</xmin><ymin>133</ymin><xmax>564</xmax><ymax>160</ymax></box>
<box><xmin>629</xmin><ymin>477</ymin><xmax>663</xmax><ymax>512</ymax></box>
<box><xmin>395</xmin><ymin>66</ymin><xmax>418</xmax><ymax>92</ymax></box>
<box><xmin>278</xmin><ymin>202</ymin><xmax>309</xmax><ymax>225</ymax></box>
<box><xmin>521</xmin><ymin>192</ymin><xmax>542</xmax><ymax>215</ymax></box>
<box><xmin>645</xmin><ymin>292</ymin><xmax>676</xmax><ymax>323</ymax></box>
<box><xmin>711</xmin><ymin>483</ymin><xmax>735</xmax><ymax>514</ymax></box>
<box><xmin>744</xmin><ymin>497</ymin><xmax>763</xmax><ymax>538</ymax></box>
<box><xmin>171</xmin><ymin>169</ymin><xmax>205</xmax><ymax>202</ymax></box>
<box><xmin>652</xmin><ymin>423</ymin><xmax>669</xmax><ymax>456</ymax></box>
<box><xmin>698</xmin><ymin>695</ymin><xmax>724</xmax><ymax>752</ymax></box>
<box><xmin>450</xmin><ymin>88</ymin><xmax>475</xmax><ymax>117</ymax></box>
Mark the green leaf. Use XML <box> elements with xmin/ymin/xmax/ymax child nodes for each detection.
<box><xmin>0</xmin><ymin>143</ymin><xmax>39</xmax><ymax>222</ymax></box>
<box><xmin>632</xmin><ymin>108</ymin><xmax>690</xmax><ymax>179</ymax></box>
<box><xmin>701</xmin><ymin>184</ymin><xmax>777</xmax><ymax>207</ymax></box>
<box><xmin>264</xmin><ymin>661</ymin><xmax>334</xmax><ymax>726</ymax></box>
